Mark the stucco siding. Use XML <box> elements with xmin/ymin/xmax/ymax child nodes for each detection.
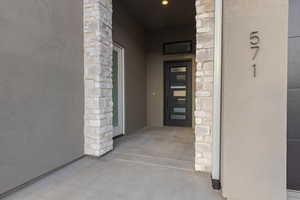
<box><xmin>0</xmin><ymin>0</ymin><xmax>84</xmax><ymax>194</ymax></box>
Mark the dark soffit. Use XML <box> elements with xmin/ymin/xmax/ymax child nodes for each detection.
<box><xmin>115</xmin><ymin>0</ymin><xmax>196</xmax><ymax>32</ymax></box>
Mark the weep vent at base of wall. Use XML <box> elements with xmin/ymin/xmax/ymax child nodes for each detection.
<box><xmin>195</xmin><ymin>0</ymin><xmax>215</xmax><ymax>172</ymax></box>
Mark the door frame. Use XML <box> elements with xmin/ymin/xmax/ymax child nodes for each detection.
<box><xmin>113</xmin><ymin>43</ymin><xmax>125</xmax><ymax>137</ymax></box>
<box><xmin>163</xmin><ymin>59</ymin><xmax>193</xmax><ymax>127</ymax></box>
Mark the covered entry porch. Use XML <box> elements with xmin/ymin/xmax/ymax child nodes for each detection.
<box><xmin>0</xmin><ymin>0</ymin><xmax>289</xmax><ymax>198</ymax></box>
<box><xmin>3</xmin><ymin>127</ymin><xmax>222</xmax><ymax>200</ymax></box>
<box><xmin>84</xmin><ymin>0</ymin><xmax>217</xmax><ymax>175</ymax></box>
<box><xmin>0</xmin><ymin>0</ymin><xmax>222</xmax><ymax>198</ymax></box>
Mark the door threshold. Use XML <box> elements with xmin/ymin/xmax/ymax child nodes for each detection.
<box><xmin>113</xmin><ymin>134</ymin><xmax>124</xmax><ymax>140</ymax></box>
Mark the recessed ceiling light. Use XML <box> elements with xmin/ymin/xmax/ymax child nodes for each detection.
<box><xmin>162</xmin><ymin>0</ymin><xmax>168</xmax><ymax>5</ymax></box>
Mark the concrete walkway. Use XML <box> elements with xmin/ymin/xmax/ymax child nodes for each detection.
<box><xmin>3</xmin><ymin>127</ymin><xmax>223</xmax><ymax>200</ymax></box>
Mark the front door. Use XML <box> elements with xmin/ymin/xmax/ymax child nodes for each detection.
<box><xmin>164</xmin><ymin>60</ymin><xmax>192</xmax><ymax>127</ymax></box>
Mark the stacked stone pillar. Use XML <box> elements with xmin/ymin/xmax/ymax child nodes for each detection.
<box><xmin>195</xmin><ymin>0</ymin><xmax>215</xmax><ymax>172</ymax></box>
<box><xmin>84</xmin><ymin>0</ymin><xmax>113</xmax><ymax>156</ymax></box>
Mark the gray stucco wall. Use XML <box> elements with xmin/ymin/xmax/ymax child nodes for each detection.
<box><xmin>112</xmin><ymin>0</ymin><xmax>147</xmax><ymax>134</ymax></box>
<box><xmin>288</xmin><ymin>0</ymin><xmax>300</xmax><ymax>191</ymax></box>
<box><xmin>146</xmin><ymin>27</ymin><xmax>196</xmax><ymax>127</ymax></box>
<box><xmin>221</xmin><ymin>0</ymin><xmax>288</xmax><ymax>199</ymax></box>
<box><xmin>0</xmin><ymin>0</ymin><xmax>84</xmax><ymax>194</ymax></box>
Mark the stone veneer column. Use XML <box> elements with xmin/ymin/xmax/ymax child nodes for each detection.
<box><xmin>195</xmin><ymin>0</ymin><xmax>215</xmax><ymax>171</ymax></box>
<box><xmin>84</xmin><ymin>0</ymin><xmax>113</xmax><ymax>156</ymax></box>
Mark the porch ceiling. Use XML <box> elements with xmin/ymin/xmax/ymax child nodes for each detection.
<box><xmin>114</xmin><ymin>0</ymin><xmax>196</xmax><ymax>32</ymax></box>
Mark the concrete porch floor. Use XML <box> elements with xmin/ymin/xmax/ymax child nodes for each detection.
<box><xmin>3</xmin><ymin>127</ymin><xmax>223</xmax><ymax>200</ymax></box>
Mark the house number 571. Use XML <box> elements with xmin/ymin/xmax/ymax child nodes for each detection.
<box><xmin>250</xmin><ymin>31</ymin><xmax>260</xmax><ymax>78</ymax></box>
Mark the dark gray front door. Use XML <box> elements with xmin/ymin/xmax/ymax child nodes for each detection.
<box><xmin>164</xmin><ymin>60</ymin><xmax>192</xmax><ymax>127</ymax></box>
<box><xmin>288</xmin><ymin>0</ymin><xmax>300</xmax><ymax>191</ymax></box>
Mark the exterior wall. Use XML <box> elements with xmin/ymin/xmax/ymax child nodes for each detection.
<box><xmin>84</xmin><ymin>0</ymin><xmax>114</xmax><ymax>156</ymax></box>
<box><xmin>112</xmin><ymin>1</ymin><xmax>147</xmax><ymax>134</ymax></box>
<box><xmin>146</xmin><ymin>27</ymin><xmax>196</xmax><ymax>127</ymax></box>
<box><xmin>194</xmin><ymin>0</ymin><xmax>215</xmax><ymax>172</ymax></box>
<box><xmin>288</xmin><ymin>0</ymin><xmax>300</xmax><ymax>191</ymax></box>
<box><xmin>221</xmin><ymin>0</ymin><xmax>288</xmax><ymax>199</ymax></box>
<box><xmin>0</xmin><ymin>0</ymin><xmax>84</xmax><ymax>195</ymax></box>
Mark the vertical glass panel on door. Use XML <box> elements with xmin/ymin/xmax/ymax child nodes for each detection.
<box><xmin>171</xmin><ymin>67</ymin><xmax>187</xmax><ymax>73</ymax></box>
<box><xmin>176</xmin><ymin>98</ymin><xmax>186</xmax><ymax>104</ymax></box>
<box><xmin>112</xmin><ymin>50</ymin><xmax>118</xmax><ymax>127</ymax></box>
<box><xmin>173</xmin><ymin>107</ymin><xmax>186</xmax><ymax>113</ymax></box>
<box><xmin>171</xmin><ymin>85</ymin><xmax>186</xmax><ymax>89</ymax></box>
<box><xmin>170</xmin><ymin>115</ymin><xmax>186</xmax><ymax>120</ymax></box>
<box><xmin>176</xmin><ymin>74</ymin><xmax>186</xmax><ymax>81</ymax></box>
<box><xmin>173</xmin><ymin>90</ymin><xmax>186</xmax><ymax>97</ymax></box>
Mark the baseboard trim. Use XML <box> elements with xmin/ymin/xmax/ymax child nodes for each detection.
<box><xmin>288</xmin><ymin>190</ymin><xmax>300</xmax><ymax>200</ymax></box>
<box><xmin>0</xmin><ymin>155</ymin><xmax>85</xmax><ymax>199</ymax></box>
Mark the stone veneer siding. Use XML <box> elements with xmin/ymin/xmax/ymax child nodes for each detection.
<box><xmin>195</xmin><ymin>0</ymin><xmax>215</xmax><ymax>172</ymax></box>
<box><xmin>84</xmin><ymin>0</ymin><xmax>114</xmax><ymax>156</ymax></box>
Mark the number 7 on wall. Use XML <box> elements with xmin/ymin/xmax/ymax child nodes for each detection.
<box><xmin>250</xmin><ymin>31</ymin><xmax>260</xmax><ymax>60</ymax></box>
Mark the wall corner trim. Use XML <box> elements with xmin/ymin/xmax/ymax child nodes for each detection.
<box><xmin>212</xmin><ymin>0</ymin><xmax>223</xmax><ymax>182</ymax></box>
